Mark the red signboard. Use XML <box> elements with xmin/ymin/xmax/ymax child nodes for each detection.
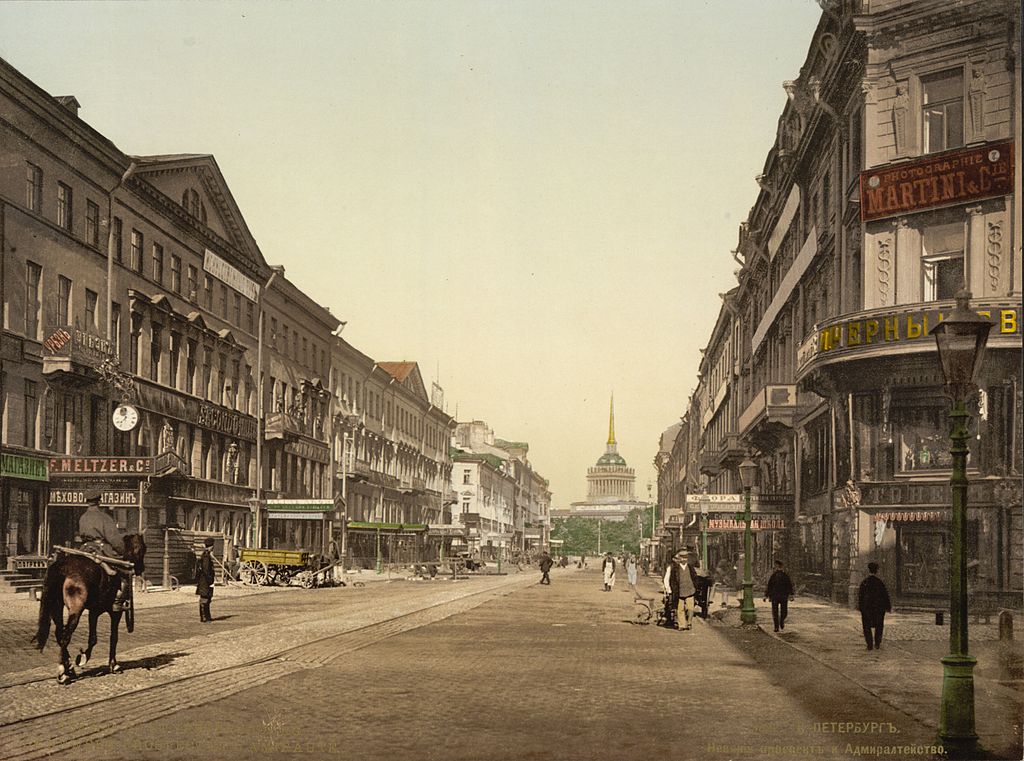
<box><xmin>860</xmin><ymin>141</ymin><xmax>1014</xmax><ymax>222</ymax></box>
<box><xmin>48</xmin><ymin>457</ymin><xmax>153</xmax><ymax>476</ymax></box>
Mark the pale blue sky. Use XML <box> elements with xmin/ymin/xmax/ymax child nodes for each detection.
<box><xmin>1</xmin><ymin>0</ymin><xmax>822</xmax><ymax>505</ymax></box>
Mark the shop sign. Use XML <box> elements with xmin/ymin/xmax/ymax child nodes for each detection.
<box><xmin>203</xmin><ymin>249</ymin><xmax>259</xmax><ymax>301</ymax></box>
<box><xmin>799</xmin><ymin>302</ymin><xmax>1020</xmax><ymax>373</ymax></box>
<box><xmin>686</xmin><ymin>493</ymin><xmax>741</xmax><ymax>505</ymax></box>
<box><xmin>48</xmin><ymin>457</ymin><xmax>153</xmax><ymax>476</ymax></box>
<box><xmin>858</xmin><ymin>480</ymin><xmax>1012</xmax><ymax>508</ymax></box>
<box><xmin>43</xmin><ymin>325</ymin><xmax>115</xmax><ymax>365</ymax></box>
<box><xmin>873</xmin><ymin>510</ymin><xmax>948</xmax><ymax>522</ymax></box>
<box><xmin>284</xmin><ymin>439</ymin><xmax>330</xmax><ymax>464</ymax></box>
<box><xmin>0</xmin><ymin>453</ymin><xmax>49</xmax><ymax>481</ymax></box>
<box><xmin>707</xmin><ymin>514</ymin><xmax>786</xmax><ymax>532</ymax></box>
<box><xmin>49</xmin><ymin>489</ymin><xmax>139</xmax><ymax>507</ymax></box>
<box><xmin>860</xmin><ymin>140</ymin><xmax>1014</xmax><ymax>222</ymax></box>
<box><xmin>197</xmin><ymin>402</ymin><xmax>257</xmax><ymax>441</ymax></box>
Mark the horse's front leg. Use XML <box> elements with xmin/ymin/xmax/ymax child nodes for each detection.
<box><xmin>75</xmin><ymin>610</ymin><xmax>100</xmax><ymax>670</ymax></box>
<box><xmin>57</xmin><ymin>609</ymin><xmax>83</xmax><ymax>684</ymax></box>
<box><xmin>107</xmin><ymin>610</ymin><xmax>123</xmax><ymax>673</ymax></box>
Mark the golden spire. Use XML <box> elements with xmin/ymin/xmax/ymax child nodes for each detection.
<box><xmin>607</xmin><ymin>393</ymin><xmax>616</xmax><ymax>446</ymax></box>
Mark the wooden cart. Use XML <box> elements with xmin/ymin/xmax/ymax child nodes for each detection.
<box><xmin>237</xmin><ymin>547</ymin><xmax>313</xmax><ymax>586</ymax></box>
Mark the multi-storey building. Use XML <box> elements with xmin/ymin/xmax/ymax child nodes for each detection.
<box><xmin>656</xmin><ymin>0</ymin><xmax>1022</xmax><ymax>607</ymax></box>
<box><xmin>0</xmin><ymin>59</ymin><xmax>269</xmax><ymax>580</ymax></box>
<box><xmin>330</xmin><ymin>345</ymin><xmax>455</xmax><ymax>567</ymax></box>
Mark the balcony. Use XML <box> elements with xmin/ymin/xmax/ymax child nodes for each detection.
<box><xmin>741</xmin><ymin>383</ymin><xmax>802</xmax><ymax>438</ymax></box>
<box><xmin>698</xmin><ymin>452</ymin><xmax>720</xmax><ymax>477</ymax></box>
<box><xmin>264</xmin><ymin>411</ymin><xmax>304</xmax><ymax>441</ymax></box>
<box><xmin>716</xmin><ymin>434</ymin><xmax>746</xmax><ymax>469</ymax></box>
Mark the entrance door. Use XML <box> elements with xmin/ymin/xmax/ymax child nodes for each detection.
<box><xmin>49</xmin><ymin>505</ymin><xmax>86</xmax><ymax>550</ymax></box>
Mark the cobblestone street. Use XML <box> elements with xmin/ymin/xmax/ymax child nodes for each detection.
<box><xmin>14</xmin><ymin>568</ymin><xmax>989</xmax><ymax>761</ymax></box>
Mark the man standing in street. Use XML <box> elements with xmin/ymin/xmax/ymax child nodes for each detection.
<box><xmin>763</xmin><ymin>559</ymin><xmax>795</xmax><ymax>632</ymax></box>
<box><xmin>196</xmin><ymin>537</ymin><xmax>216</xmax><ymax>623</ymax></box>
<box><xmin>663</xmin><ymin>550</ymin><xmax>698</xmax><ymax>630</ymax></box>
<box><xmin>857</xmin><ymin>562</ymin><xmax>892</xmax><ymax>650</ymax></box>
<box><xmin>538</xmin><ymin>550</ymin><xmax>553</xmax><ymax>585</ymax></box>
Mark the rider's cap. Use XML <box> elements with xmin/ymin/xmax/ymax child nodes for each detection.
<box><xmin>204</xmin><ymin>537</ymin><xmax>216</xmax><ymax>547</ymax></box>
<box><xmin>83</xmin><ymin>489</ymin><xmax>103</xmax><ymax>504</ymax></box>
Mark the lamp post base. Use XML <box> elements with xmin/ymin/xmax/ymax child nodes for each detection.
<box><xmin>740</xmin><ymin>581</ymin><xmax>757</xmax><ymax>626</ymax></box>
<box><xmin>939</xmin><ymin>653</ymin><xmax>979</xmax><ymax>758</ymax></box>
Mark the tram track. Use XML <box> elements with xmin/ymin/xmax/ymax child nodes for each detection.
<box><xmin>0</xmin><ymin>575</ymin><xmax>533</xmax><ymax>761</ymax></box>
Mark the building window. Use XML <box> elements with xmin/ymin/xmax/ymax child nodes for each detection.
<box><xmin>170</xmin><ymin>254</ymin><xmax>182</xmax><ymax>294</ymax></box>
<box><xmin>26</xmin><ymin>162</ymin><xmax>43</xmax><ymax>212</ymax></box>
<box><xmin>182</xmin><ymin>188</ymin><xmax>207</xmax><ymax>224</ymax></box>
<box><xmin>186</xmin><ymin>338</ymin><xmax>197</xmax><ymax>395</ymax></box>
<box><xmin>24</xmin><ymin>380</ymin><xmax>37</xmax><ymax>447</ymax></box>
<box><xmin>246</xmin><ymin>300</ymin><xmax>255</xmax><ymax>333</ymax></box>
<box><xmin>86</xmin><ymin>200</ymin><xmax>100</xmax><ymax>248</ymax></box>
<box><xmin>270</xmin><ymin>317</ymin><xmax>278</xmax><ymax>348</ymax></box>
<box><xmin>204</xmin><ymin>275</ymin><xmax>214</xmax><ymax>310</ymax></box>
<box><xmin>169</xmin><ymin>332</ymin><xmax>181</xmax><ymax>389</ymax></box>
<box><xmin>150</xmin><ymin>324</ymin><xmax>162</xmax><ymax>382</ymax></box>
<box><xmin>233</xmin><ymin>292</ymin><xmax>242</xmax><ymax>326</ymax></box>
<box><xmin>130</xmin><ymin>313</ymin><xmax>143</xmax><ymax>375</ymax></box>
<box><xmin>130</xmin><ymin>229</ymin><xmax>143</xmax><ymax>273</ymax></box>
<box><xmin>85</xmin><ymin>289</ymin><xmax>98</xmax><ymax>330</ymax></box>
<box><xmin>152</xmin><ymin>243</ymin><xmax>164</xmax><ymax>284</ymax></box>
<box><xmin>57</xmin><ymin>182</ymin><xmax>73</xmax><ymax>231</ymax></box>
<box><xmin>111</xmin><ymin>301</ymin><xmax>121</xmax><ymax>356</ymax></box>
<box><xmin>219</xmin><ymin>284</ymin><xmax>228</xmax><ymax>319</ymax></box>
<box><xmin>25</xmin><ymin>261</ymin><xmax>42</xmax><ymax>339</ymax></box>
<box><xmin>922</xmin><ymin>221</ymin><xmax>965</xmax><ymax>301</ymax></box>
<box><xmin>187</xmin><ymin>264</ymin><xmax>198</xmax><ymax>302</ymax></box>
<box><xmin>202</xmin><ymin>351</ymin><xmax>212</xmax><ymax>399</ymax></box>
<box><xmin>57</xmin><ymin>275</ymin><xmax>72</xmax><ymax>325</ymax></box>
<box><xmin>302</xmin><ymin>337</ymin><xmax>308</xmax><ymax>366</ymax></box>
<box><xmin>922</xmin><ymin>69</ymin><xmax>964</xmax><ymax>154</ymax></box>
<box><xmin>219</xmin><ymin>354</ymin><xmax>228</xmax><ymax>406</ymax></box>
<box><xmin>113</xmin><ymin>217</ymin><xmax>123</xmax><ymax>263</ymax></box>
<box><xmin>463</xmin><ymin>469</ymin><xmax>471</xmax><ymax>485</ymax></box>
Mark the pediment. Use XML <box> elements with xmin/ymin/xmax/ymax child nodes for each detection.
<box><xmin>131</xmin><ymin>154</ymin><xmax>267</xmax><ymax>277</ymax></box>
<box><xmin>379</xmin><ymin>362</ymin><xmax>429</xmax><ymax>404</ymax></box>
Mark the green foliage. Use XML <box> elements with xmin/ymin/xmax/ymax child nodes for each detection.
<box><xmin>550</xmin><ymin>505</ymin><xmax>658</xmax><ymax>555</ymax></box>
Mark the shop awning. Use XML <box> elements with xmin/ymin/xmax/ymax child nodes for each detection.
<box><xmin>347</xmin><ymin>521</ymin><xmax>427</xmax><ymax>533</ymax></box>
<box><xmin>874</xmin><ymin>510</ymin><xmax>950</xmax><ymax>522</ymax></box>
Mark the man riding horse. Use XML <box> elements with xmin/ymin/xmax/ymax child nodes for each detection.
<box><xmin>77</xmin><ymin>490</ymin><xmax>133</xmax><ymax>611</ymax></box>
<box><xmin>32</xmin><ymin>490</ymin><xmax>146</xmax><ymax>683</ymax></box>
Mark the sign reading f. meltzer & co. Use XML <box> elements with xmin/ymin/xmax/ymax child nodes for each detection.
<box><xmin>48</xmin><ymin>457</ymin><xmax>154</xmax><ymax>476</ymax></box>
<box><xmin>860</xmin><ymin>140</ymin><xmax>1014</xmax><ymax>222</ymax></box>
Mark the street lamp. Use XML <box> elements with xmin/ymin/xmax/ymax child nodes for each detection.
<box><xmin>932</xmin><ymin>290</ymin><xmax>992</xmax><ymax>757</ymax></box>
<box><xmin>699</xmin><ymin>485</ymin><xmax>710</xmax><ymax>571</ymax></box>
<box><xmin>738</xmin><ymin>456</ymin><xmax>758</xmax><ymax>626</ymax></box>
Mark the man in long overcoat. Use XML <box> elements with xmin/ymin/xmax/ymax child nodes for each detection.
<box><xmin>196</xmin><ymin>537</ymin><xmax>216</xmax><ymax>623</ymax></box>
<box><xmin>763</xmin><ymin>560</ymin><xmax>795</xmax><ymax>632</ymax></box>
<box><xmin>538</xmin><ymin>551</ymin><xmax>554</xmax><ymax>585</ymax></box>
<box><xmin>857</xmin><ymin>562</ymin><xmax>892</xmax><ymax>650</ymax></box>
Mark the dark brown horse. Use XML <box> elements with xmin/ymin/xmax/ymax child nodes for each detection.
<box><xmin>32</xmin><ymin>534</ymin><xmax>146</xmax><ymax>684</ymax></box>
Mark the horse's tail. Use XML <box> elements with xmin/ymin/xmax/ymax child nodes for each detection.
<box><xmin>31</xmin><ymin>564</ymin><xmax>63</xmax><ymax>651</ymax></box>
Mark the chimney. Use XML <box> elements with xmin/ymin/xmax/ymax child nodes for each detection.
<box><xmin>54</xmin><ymin>96</ymin><xmax>81</xmax><ymax>117</ymax></box>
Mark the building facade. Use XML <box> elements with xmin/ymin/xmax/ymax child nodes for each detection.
<box><xmin>655</xmin><ymin>0</ymin><xmax>1022</xmax><ymax>607</ymax></box>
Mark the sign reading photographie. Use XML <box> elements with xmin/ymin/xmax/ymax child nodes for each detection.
<box><xmin>860</xmin><ymin>140</ymin><xmax>1014</xmax><ymax>222</ymax></box>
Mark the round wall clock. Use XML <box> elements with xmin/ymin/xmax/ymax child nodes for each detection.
<box><xmin>112</xmin><ymin>404</ymin><xmax>140</xmax><ymax>432</ymax></box>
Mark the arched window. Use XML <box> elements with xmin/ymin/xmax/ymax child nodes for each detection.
<box><xmin>181</xmin><ymin>188</ymin><xmax>207</xmax><ymax>223</ymax></box>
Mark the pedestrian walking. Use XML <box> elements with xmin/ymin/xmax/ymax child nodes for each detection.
<box><xmin>539</xmin><ymin>551</ymin><xmax>554</xmax><ymax>585</ymax></box>
<box><xmin>857</xmin><ymin>562</ymin><xmax>892</xmax><ymax>650</ymax></box>
<box><xmin>763</xmin><ymin>560</ymin><xmax>795</xmax><ymax>632</ymax></box>
<box><xmin>693</xmin><ymin>560</ymin><xmax>710</xmax><ymax>619</ymax></box>
<box><xmin>663</xmin><ymin>551</ymin><xmax>698</xmax><ymax>630</ymax></box>
<box><xmin>641</xmin><ymin>556</ymin><xmax>650</xmax><ymax>577</ymax></box>
<box><xmin>196</xmin><ymin>537</ymin><xmax>216</xmax><ymax>623</ymax></box>
<box><xmin>626</xmin><ymin>554</ymin><xmax>638</xmax><ymax>588</ymax></box>
<box><xmin>601</xmin><ymin>552</ymin><xmax>616</xmax><ymax>591</ymax></box>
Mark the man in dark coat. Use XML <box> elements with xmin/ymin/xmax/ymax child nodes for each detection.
<box><xmin>764</xmin><ymin>560</ymin><xmax>795</xmax><ymax>632</ymax></box>
<box><xmin>857</xmin><ymin>562</ymin><xmax>892</xmax><ymax>650</ymax></box>
<box><xmin>663</xmin><ymin>551</ymin><xmax>699</xmax><ymax>630</ymax></box>
<box><xmin>78</xmin><ymin>490</ymin><xmax>131</xmax><ymax>611</ymax></box>
<box><xmin>196</xmin><ymin>537</ymin><xmax>216</xmax><ymax>623</ymax></box>
<box><xmin>538</xmin><ymin>551</ymin><xmax>554</xmax><ymax>585</ymax></box>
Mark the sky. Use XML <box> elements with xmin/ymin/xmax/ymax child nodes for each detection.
<box><xmin>1</xmin><ymin>0</ymin><xmax>823</xmax><ymax>506</ymax></box>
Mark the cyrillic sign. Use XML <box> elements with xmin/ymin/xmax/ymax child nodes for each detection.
<box><xmin>203</xmin><ymin>249</ymin><xmax>259</xmax><ymax>301</ymax></box>
<box><xmin>686</xmin><ymin>494</ymin><xmax>741</xmax><ymax>505</ymax></box>
<box><xmin>49</xmin><ymin>489</ymin><xmax>139</xmax><ymax>506</ymax></box>
<box><xmin>708</xmin><ymin>515</ymin><xmax>786</xmax><ymax>531</ymax></box>
<box><xmin>43</xmin><ymin>326</ymin><xmax>115</xmax><ymax>364</ymax></box>
<box><xmin>0</xmin><ymin>453</ymin><xmax>48</xmax><ymax>481</ymax></box>
<box><xmin>860</xmin><ymin>140</ymin><xmax>1014</xmax><ymax>221</ymax></box>
<box><xmin>48</xmin><ymin>457</ymin><xmax>153</xmax><ymax>476</ymax></box>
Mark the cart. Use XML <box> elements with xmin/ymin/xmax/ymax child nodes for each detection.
<box><xmin>237</xmin><ymin>548</ymin><xmax>314</xmax><ymax>586</ymax></box>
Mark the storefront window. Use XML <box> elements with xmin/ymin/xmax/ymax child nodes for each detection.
<box><xmin>893</xmin><ymin>392</ymin><xmax>975</xmax><ymax>473</ymax></box>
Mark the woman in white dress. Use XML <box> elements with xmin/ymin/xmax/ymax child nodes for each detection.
<box><xmin>601</xmin><ymin>553</ymin><xmax>616</xmax><ymax>591</ymax></box>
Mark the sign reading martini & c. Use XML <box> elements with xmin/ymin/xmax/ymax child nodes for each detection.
<box><xmin>860</xmin><ymin>140</ymin><xmax>1014</xmax><ymax>222</ymax></box>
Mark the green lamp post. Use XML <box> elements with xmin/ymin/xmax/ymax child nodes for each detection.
<box><xmin>932</xmin><ymin>290</ymin><xmax>992</xmax><ymax>758</ymax></box>
<box><xmin>699</xmin><ymin>485</ymin><xmax>710</xmax><ymax>571</ymax></box>
<box><xmin>738</xmin><ymin>456</ymin><xmax>758</xmax><ymax>626</ymax></box>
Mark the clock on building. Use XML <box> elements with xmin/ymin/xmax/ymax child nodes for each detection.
<box><xmin>112</xmin><ymin>404</ymin><xmax>140</xmax><ymax>432</ymax></box>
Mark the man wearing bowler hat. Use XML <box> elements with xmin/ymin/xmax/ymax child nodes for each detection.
<box><xmin>857</xmin><ymin>562</ymin><xmax>892</xmax><ymax>650</ymax></box>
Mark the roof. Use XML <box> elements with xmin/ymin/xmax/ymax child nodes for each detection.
<box><xmin>659</xmin><ymin>423</ymin><xmax>682</xmax><ymax>453</ymax></box>
<box><xmin>378</xmin><ymin>362</ymin><xmax>417</xmax><ymax>383</ymax></box>
<box><xmin>596</xmin><ymin>452</ymin><xmax>627</xmax><ymax>467</ymax></box>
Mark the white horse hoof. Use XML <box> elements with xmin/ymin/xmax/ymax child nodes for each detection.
<box><xmin>75</xmin><ymin>652</ymin><xmax>89</xmax><ymax>669</ymax></box>
<box><xmin>109</xmin><ymin>662</ymin><xmax>122</xmax><ymax>674</ymax></box>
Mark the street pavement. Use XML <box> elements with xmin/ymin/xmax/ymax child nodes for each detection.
<box><xmin>1</xmin><ymin>567</ymin><xmax>1019</xmax><ymax>761</ymax></box>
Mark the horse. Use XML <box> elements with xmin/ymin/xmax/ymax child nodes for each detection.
<box><xmin>32</xmin><ymin>534</ymin><xmax>146</xmax><ymax>684</ymax></box>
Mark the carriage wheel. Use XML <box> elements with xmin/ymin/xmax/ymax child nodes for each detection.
<box><xmin>253</xmin><ymin>561</ymin><xmax>270</xmax><ymax>585</ymax></box>
<box><xmin>238</xmin><ymin>561</ymin><xmax>258</xmax><ymax>585</ymax></box>
<box><xmin>299</xmin><ymin>572</ymin><xmax>314</xmax><ymax>589</ymax></box>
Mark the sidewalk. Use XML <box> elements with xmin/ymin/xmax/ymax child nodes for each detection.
<box><xmin>712</xmin><ymin>593</ymin><xmax>1023</xmax><ymax>759</ymax></box>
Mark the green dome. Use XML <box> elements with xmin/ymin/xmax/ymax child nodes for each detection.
<box><xmin>597</xmin><ymin>452</ymin><xmax>627</xmax><ymax>466</ymax></box>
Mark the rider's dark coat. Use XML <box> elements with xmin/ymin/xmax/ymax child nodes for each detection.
<box><xmin>196</xmin><ymin>549</ymin><xmax>215</xmax><ymax>599</ymax></box>
<box><xmin>78</xmin><ymin>506</ymin><xmax>125</xmax><ymax>555</ymax></box>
